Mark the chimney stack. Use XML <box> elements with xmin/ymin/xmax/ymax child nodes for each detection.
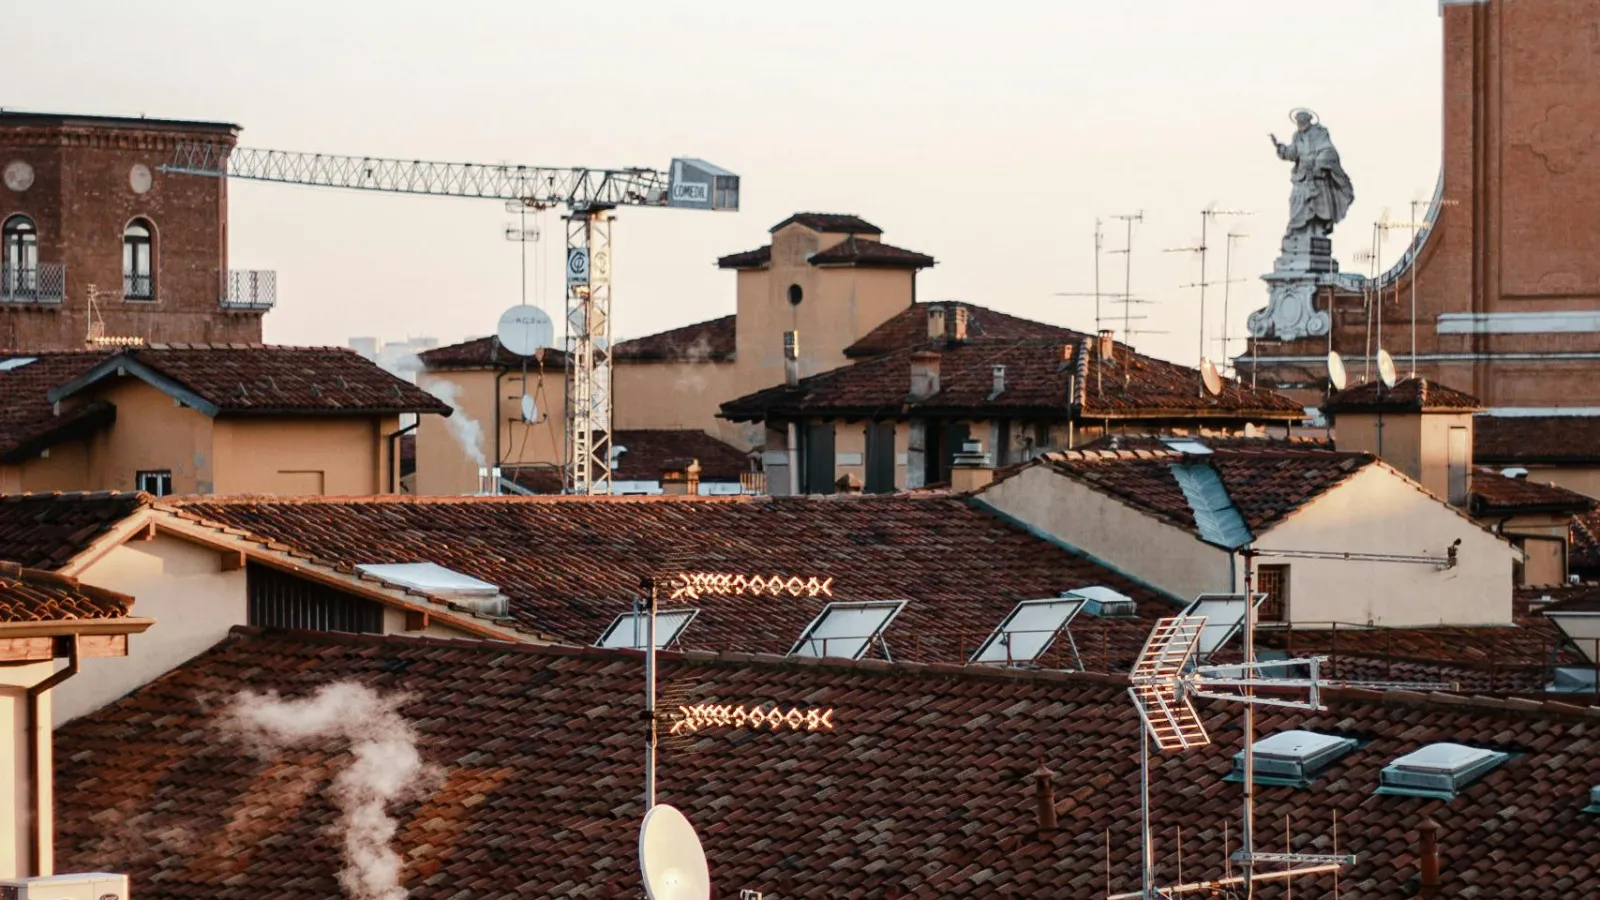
<box><xmin>661</xmin><ymin>459</ymin><xmax>701</xmax><ymax>495</ymax></box>
<box><xmin>927</xmin><ymin>307</ymin><xmax>947</xmax><ymax>341</ymax></box>
<box><xmin>477</xmin><ymin>466</ymin><xmax>503</xmax><ymax>495</ymax></box>
<box><xmin>1098</xmin><ymin>329</ymin><xmax>1115</xmax><ymax>361</ymax></box>
<box><xmin>783</xmin><ymin>330</ymin><xmax>800</xmax><ymax>386</ymax></box>
<box><xmin>910</xmin><ymin>351</ymin><xmax>941</xmax><ymax>400</ymax></box>
<box><xmin>990</xmin><ymin>364</ymin><xmax>1006</xmax><ymax>398</ymax></box>
<box><xmin>950</xmin><ymin>437</ymin><xmax>994</xmax><ymax>493</ymax></box>
<box><xmin>1032</xmin><ymin>764</ymin><xmax>1058</xmax><ymax>835</ymax></box>
<box><xmin>950</xmin><ymin>305</ymin><xmax>969</xmax><ymax>342</ymax></box>
<box><xmin>1418</xmin><ymin>818</ymin><xmax>1441</xmax><ymax>897</ymax></box>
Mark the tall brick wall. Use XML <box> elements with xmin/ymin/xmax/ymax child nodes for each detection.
<box><xmin>0</xmin><ymin>113</ymin><xmax>266</xmax><ymax>350</ymax></box>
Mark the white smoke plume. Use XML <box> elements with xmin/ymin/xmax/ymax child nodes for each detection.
<box><xmin>224</xmin><ymin>682</ymin><xmax>432</xmax><ymax>900</ymax></box>
<box><xmin>424</xmin><ymin>379</ymin><xmax>488</xmax><ymax>468</ymax></box>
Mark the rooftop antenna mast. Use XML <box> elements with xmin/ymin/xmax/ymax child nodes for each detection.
<box><xmin>1218</xmin><ymin>229</ymin><xmax>1250</xmax><ymax>376</ymax></box>
<box><xmin>1166</xmin><ymin>206</ymin><xmax>1251</xmax><ymax>395</ymax></box>
<box><xmin>1108</xmin><ymin>212</ymin><xmax>1146</xmax><ymax>348</ymax></box>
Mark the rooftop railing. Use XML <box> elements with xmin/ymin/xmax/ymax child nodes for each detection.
<box><xmin>0</xmin><ymin>263</ymin><xmax>66</xmax><ymax>304</ymax></box>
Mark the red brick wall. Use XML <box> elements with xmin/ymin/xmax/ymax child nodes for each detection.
<box><xmin>0</xmin><ymin>116</ymin><xmax>265</xmax><ymax>350</ymax></box>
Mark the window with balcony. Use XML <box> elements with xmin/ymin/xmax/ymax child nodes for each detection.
<box><xmin>2</xmin><ymin>215</ymin><xmax>37</xmax><ymax>294</ymax></box>
<box><xmin>1256</xmin><ymin>564</ymin><xmax>1290</xmax><ymax>623</ymax></box>
<box><xmin>123</xmin><ymin>219</ymin><xmax>154</xmax><ymax>299</ymax></box>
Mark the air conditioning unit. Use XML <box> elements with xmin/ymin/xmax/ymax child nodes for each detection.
<box><xmin>0</xmin><ymin>873</ymin><xmax>129</xmax><ymax>900</ymax></box>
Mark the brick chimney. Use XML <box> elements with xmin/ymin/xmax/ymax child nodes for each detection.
<box><xmin>910</xmin><ymin>351</ymin><xmax>941</xmax><ymax>400</ymax></box>
<box><xmin>950</xmin><ymin>305</ymin><xmax>969</xmax><ymax>342</ymax></box>
<box><xmin>783</xmin><ymin>330</ymin><xmax>800</xmax><ymax>387</ymax></box>
<box><xmin>1418</xmin><ymin>818</ymin><xmax>1441</xmax><ymax>898</ymax></box>
<box><xmin>927</xmin><ymin>306</ymin><xmax>947</xmax><ymax>340</ymax></box>
<box><xmin>950</xmin><ymin>437</ymin><xmax>994</xmax><ymax>493</ymax></box>
<box><xmin>661</xmin><ymin>459</ymin><xmax>701</xmax><ymax>495</ymax></box>
<box><xmin>1032</xmin><ymin>764</ymin><xmax>1058</xmax><ymax>836</ymax></box>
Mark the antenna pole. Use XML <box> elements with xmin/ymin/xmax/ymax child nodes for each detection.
<box><xmin>1140</xmin><ymin>724</ymin><xmax>1154</xmax><ymax>899</ymax></box>
<box><xmin>1241</xmin><ymin>546</ymin><xmax>1258</xmax><ymax>899</ymax></box>
<box><xmin>1111</xmin><ymin>212</ymin><xmax>1144</xmax><ymax>348</ymax></box>
<box><xmin>1094</xmin><ymin>219</ymin><xmax>1104</xmax><ymax>334</ymax></box>
<box><xmin>1199</xmin><ymin>211</ymin><xmax>1208</xmax><ymax>388</ymax></box>
<box><xmin>1409</xmin><ymin>200</ymin><xmax>1422</xmax><ymax>378</ymax></box>
<box><xmin>643</xmin><ymin>576</ymin><xmax>659</xmax><ymax>811</ymax></box>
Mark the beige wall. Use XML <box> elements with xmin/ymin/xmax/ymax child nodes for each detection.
<box><xmin>613</xmin><ymin>360</ymin><xmax>754</xmax><ymax>448</ymax></box>
<box><xmin>1548</xmin><ymin>613</ymin><xmax>1600</xmax><ymax>664</ymax></box>
<box><xmin>1494</xmin><ymin>512</ymin><xmax>1571</xmax><ymax>586</ymax></box>
<box><xmin>1</xmin><ymin>442</ymin><xmax>91</xmax><ymax>493</ymax></box>
<box><xmin>1251</xmin><ymin>465</ymin><xmax>1516</xmax><ymax>627</ymax></box>
<box><xmin>1512</xmin><ymin>464</ymin><xmax>1600</xmax><ymax>500</ymax></box>
<box><xmin>212</xmin><ymin>416</ymin><xmax>398</xmax><ymax>496</ymax></box>
<box><xmin>417</xmin><ymin>368</ymin><xmax>569</xmax><ymax>495</ymax></box>
<box><xmin>1334</xmin><ymin>411</ymin><xmax>1474</xmax><ymax>503</ymax></box>
<box><xmin>978</xmin><ymin>465</ymin><xmax>1222</xmax><ymax>601</ymax></box>
<box><xmin>81</xmin><ymin>379</ymin><xmax>217</xmax><ymax>493</ymax></box>
<box><xmin>0</xmin><ymin>661</ymin><xmax>54</xmax><ymax>879</ymax></box>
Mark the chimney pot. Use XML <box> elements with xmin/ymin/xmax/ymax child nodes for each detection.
<box><xmin>783</xmin><ymin>330</ymin><xmax>800</xmax><ymax>386</ymax></box>
<box><xmin>1418</xmin><ymin>818</ymin><xmax>1441</xmax><ymax>895</ymax></box>
<box><xmin>661</xmin><ymin>458</ymin><xmax>700</xmax><ymax>495</ymax></box>
<box><xmin>910</xmin><ymin>351</ymin><xmax>941</xmax><ymax>401</ymax></box>
<box><xmin>950</xmin><ymin>305</ymin><xmax>969</xmax><ymax>342</ymax></box>
<box><xmin>1032</xmin><ymin>764</ymin><xmax>1058</xmax><ymax>834</ymax></box>
<box><xmin>927</xmin><ymin>307</ymin><xmax>947</xmax><ymax>340</ymax></box>
<box><xmin>991</xmin><ymin>364</ymin><xmax>1006</xmax><ymax>397</ymax></box>
<box><xmin>1098</xmin><ymin>329</ymin><xmax>1115</xmax><ymax>361</ymax></box>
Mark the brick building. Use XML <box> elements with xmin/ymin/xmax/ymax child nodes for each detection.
<box><xmin>0</xmin><ymin>111</ymin><xmax>270</xmax><ymax>351</ymax></box>
<box><xmin>1241</xmin><ymin>0</ymin><xmax>1600</xmax><ymax>409</ymax></box>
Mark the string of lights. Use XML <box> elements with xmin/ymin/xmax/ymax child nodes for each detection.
<box><xmin>665</xmin><ymin>573</ymin><xmax>835</xmax><ymax>601</ymax></box>
<box><xmin>667</xmin><ymin>702</ymin><xmax>836</xmax><ymax>736</ymax></box>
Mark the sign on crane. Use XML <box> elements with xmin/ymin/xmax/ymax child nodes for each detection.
<box><xmin>161</xmin><ymin>142</ymin><xmax>740</xmax><ymax>495</ymax></box>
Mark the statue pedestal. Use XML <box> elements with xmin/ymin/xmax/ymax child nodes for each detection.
<box><xmin>1275</xmin><ymin>235</ymin><xmax>1339</xmax><ymax>275</ymax></box>
<box><xmin>1248</xmin><ymin>237</ymin><xmax>1338</xmax><ymax>341</ymax></box>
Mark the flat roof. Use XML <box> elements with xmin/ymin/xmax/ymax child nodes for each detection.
<box><xmin>0</xmin><ymin>109</ymin><xmax>240</xmax><ymax>135</ymax></box>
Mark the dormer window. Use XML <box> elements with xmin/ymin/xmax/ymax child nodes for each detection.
<box><xmin>123</xmin><ymin>219</ymin><xmax>154</xmax><ymax>299</ymax></box>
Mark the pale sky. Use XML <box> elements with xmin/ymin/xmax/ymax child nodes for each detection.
<box><xmin>3</xmin><ymin>1</ymin><xmax>1444</xmax><ymax>368</ymax></box>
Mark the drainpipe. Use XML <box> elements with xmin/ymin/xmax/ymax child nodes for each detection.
<box><xmin>26</xmin><ymin>634</ymin><xmax>79</xmax><ymax>877</ymax></box>
<box><xmin>385</xmin><ymin>422</ymin><xmax>418</xmax><ymax>494</ymax></box>
<box><xmin>786</xmin><ymin>421</ymin><xmax>800</xmax><ymax>496</ymax></box>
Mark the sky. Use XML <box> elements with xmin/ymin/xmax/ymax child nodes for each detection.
<box><xmin>2</xmin><ymin>0</ymin><xmax>1445</xmax><ymax>368</ymax></box>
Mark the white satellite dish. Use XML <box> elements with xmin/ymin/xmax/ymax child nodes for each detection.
<box><xmin>639</xmin><ymin>804</ymin><xmax>710</xmax><ymax>900</ymax></box>
<box><xmin>1199</xmin><ymin>357</ymin><xmax>1224</xmax><ymax>397</ymax></box>
<box><xmin>1326</xmin><ymin>350</ymin><xmax>1348</xmax><ymax>391</ymax></box>
<box><xmin>520</xmin><ymin>392</ymin><xmax>537</xmax><ymax>423</ymax></box>
<box><xmin>1377</xmin><ymin>348</ymin><xmax>1398</xmax><ymax>389</ymax></box>
<box><xmin>495</xmin><ymin>304</ymin><xmax>555</xmax><ymax>357</ymax></box>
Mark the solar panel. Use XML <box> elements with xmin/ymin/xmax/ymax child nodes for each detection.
<box><xmin>1182</xmin><ymin>594</ymin><xmax>1259</xmax><ymax>659</ymax></box>
<box><xmin>789</xmin><ymin>600</ymin><xmax>906</xmax><ymax>660</ymax></box>
<box><xmin>970</xmin><ymin>597</ymin><xmax>1085</xmax><ymax>666</ymax></box>
<box><xmin>596</xmin><ymin>609</ymin><xmax>699</xmax><ymax>650</ymax></box>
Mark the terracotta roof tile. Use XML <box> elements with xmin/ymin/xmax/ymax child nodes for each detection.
<box><xmin>1324</xmin><ymin>377</ymin><xmax>1483</xmax><ymax>414</ymax></box>
<box><xmin>53</xmin><ymin>627</ymin><xmax>1600</xmax><ymax>899</ymax></box>
<box><xmin>0</xmin><ymin>492</ymin><xmax>151</xmax><ymax>569</ymax></box>
<box><xmin>612</xmin><ymin>315</ymin><xmax>736</xmax><ymax>362</ymax></box>
<box><xmin>768</xmin><ymin>212</ymin><xmax>883</xmax><ymax>234</ymax></box>
<box><xmin>0</xmin><ymin>351</ymin><xmax>115</xmax><ymax>458</ymax></box>
<box><xmin>1572</xmin><ymin>511</ymin><xmax>1600</xmax><ymax>579</ymax></box>
<box><xmin>844</xmin><ymin>301</ymin><xmax>1085</xmax><ymax>358</ymax></box>
<box><xmin>53</xmin><ymin>345</ymin><xmax>451</xmax><ymax>416</ymax></box>
<box><xmin>1469</xmin><ymin>467</ymin><xmax>1597</xmax><ymax>516</ymax></box>
<box><xmin>807</xmin><ymin>236</ymin><xmax>935</xmax><ymax>269</ymax></box>
<box><xmin>610</xmin><ymin>430</ymin><xmax>752</xmax><ymax>482</ymax></box>
<box><xmin>715</xmin><ymin>245</ymin><xmax>772</xmax><ymax>269</ymax></box>
<box><xmin>165</xmin><ymin>494</ymin><xmax>1171</xmax><ymax>665</ymax></box>
<box><xmin>0</xmin><ymin>560</ymin><xmax>132</xmax><ymax>622</ymax></box>
<box><xmin>417</xmin><ymin>336</ymin><xmax>563</xmax><ymax>371</ymax></box>
<box><xmin>1475</xmin><ymin>414</ymin><xmax>1600</xmax><ymax>465</ymax></box>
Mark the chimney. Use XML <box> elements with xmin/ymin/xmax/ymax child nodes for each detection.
<box><xmin>1098</xmin><ymin>329</ymin><xmax>1115</xmax><ymax>361</ymax></box>
<box><xmin>950</xmin><ymin>437</ymin><xmax>994</xmax><ymax>493</ymax></box>
<box><xmin>927</xmin><ymin>307</ymin><xmax>947</xmax><ymax>340</ymax></box>
<box><xmin>1032</xmin><ymin>764</ymin><xmax>1058</xmax><ymax>835</ymax></box>
<box><xmin>950</xmin><ymin>305</ymin><xmax>969</xmax><ymax>342</ymax></box>
<box><xmin>783</xmin><ymin>330</ymin><xmax>800</xmax><ymax>386</ymax></box>
<box><xmin>910</xmin><ymin>351</ymin><xmax>941</xmax><ymax>401</ymax></box>
<box><xmin>1418</xmin><ymin>818</ymin><xmax>1440</xmax><ymax>897</ymax></box>
<box><xmin>477</xmin><ymin>466</ymin><xmax>503</xmax><ymax>495</ymax></box>
<box><xmin>990</xmin><ymin>364</ymin><xmax>1006</xmax><ymax>399</ymax></box>
<box><xmin>834</xmin><ymin>472</ymin><xmax>863</xmax><ymax>495</ymax></box>
<box><xmin>661</xmin><ymin>459</ymin><xmax>701</xmax><ymax>495</ymax></box>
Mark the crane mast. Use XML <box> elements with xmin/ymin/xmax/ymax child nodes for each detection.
<box><xmin>162</xmin><ymin>142</ymin><xmax>739</xmax><ymax>495</ymax></box>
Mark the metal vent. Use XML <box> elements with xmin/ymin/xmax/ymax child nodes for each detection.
<box><xmin>1230</xmin><ymin>730</ymin><xmax>1357</xmax><ymax>785</ymax></box>
<box><xmin>1586</xmin><ymin>785</ymin><xmax>1600</xmax><ymax>815</ymax></box>
<box><xmin>1065</xmin><ymin>585</ymin><xmax>1137</xmax><ymax>618</ymax></box>
<box><xmin>1377</xmin><ymin>743</ymin><xmax>1508</xmax><ymax>800</ymax></box>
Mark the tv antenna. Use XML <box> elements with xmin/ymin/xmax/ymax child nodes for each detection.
<box><xmin>1052</xmin><ymin>219</ymin><xmax>1152</xmax><ymax>334</ymax></box>
<box><xmin>1219</xmin><ymin>230</ymin><xmax>1249</xmax><ymax>375</ymax></box>
<box><xmin>1107</xmin><ymin>212</ymin><xmax>1146</xmax><ymax>348</ymax></box>
<box><xmin>1166</xmin><ymin>207</ymin><xmax>1251</xmax><ymax>395</ymax></box>
<box><xmin>640</xmin><ymin>803</ymin><xmax>711</xmax><ymax>900</ymax></box>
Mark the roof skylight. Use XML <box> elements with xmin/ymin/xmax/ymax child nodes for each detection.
<box><xmin>789</xmin><ymin>600</ymin><xmax>905</xmax><ymax>660</ymax></box>
<box><xmin>0</xmin><ymin>357</ymin><xmax>37</xmax><ymax>372</ymax></box>
<box><xmin>1065</xmin><ymin>585</ymin><xmax>1137</xmax><ymax>618</ymax></box>
<box><xmin>1161</xmin><ymin>438</ymin><xmax>1213</xmax><ymax>455</ymax></box>
<box><xmin>1586</xmin><ymin>785</ymin><xmax>1600</xmax><ymax>815</ymax></box>
<box><xmin>597</xmin><ymin>609</ymin><xmax>698</xmax><ymax>650</ymax></box>
<box><xmin>1377</xmin><ymin>742</ymin><xmax>1508</xmax><ymax>800</ymax></box>
<box><xmin>355</xmin><ymin>562</ymin><xmax>507</xmax><ymax>617</ymax></box>
<box><xmin>971</xmin><ymin>597</ymin><xmax>1085</xmax><ymax>667</ymax></box>
<box><xmin>1228</xmin><ymin>730</ymin><xmax>1357</xmax><ymax>786</ymax></box>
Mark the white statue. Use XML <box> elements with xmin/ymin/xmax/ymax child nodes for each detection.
<box><xmin>1270</xmin><ymin>109</ymin><xmax>1355</xmax><ymax>247</ymax></box>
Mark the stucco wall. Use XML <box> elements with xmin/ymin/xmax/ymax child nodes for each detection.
<box><xmin>978</xmin><ymin>466</ymin><xmax>1222</xmax><ymax>601</ymax></box>
<box><xmin>1250</xmin><ymin>465</ymin><xmax>1515</xmax><ymax>627</ymax></box>
<box><xmin>212</xmin><ymin>415</ymin><xmax>396</xmax><ymax>496</ymax></box>
<box><xmin>416</xmin><ymin>370</ymin><xmax>497</xmax><ymax>496</ymax></box>
<box><xmin>56</xmin><ymin>534</ymin><xmax>245</xmax><ymax>725</ymax></box>
<box><xmin>79</xmin><ymin>379</ymin><xmax>216</xmax><ymax>493</ymax></box>
<box><xmin>2</xmin><ymin>442</ymin><xmax>91</xmax><ymax>493</ymax></box>
<box><xmin>612</xmin><ymin>360</ymin><xmax>750</xmax><ymax>447</ymax></box>
<box><xmin>0</xmin><ymin>661</ymin><xmax>54</xmax><ymax>879</ymax></box>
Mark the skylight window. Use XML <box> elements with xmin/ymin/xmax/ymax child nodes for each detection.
<box><xmin>1065</xmin><ymin>585</ymin><xmax>1137</xmax><ymax>618</ymax></box>
<box><xmin>790</xmin><ymin>600</ymin><xmax>905</xmax><ymax>660</ymax></box>
<box><xmin>1181</xmin><ymin>593</ymin><xmax>1259</xmax><ymax>660</ymax></box>
<box><xmin>355</xmin><ymin>562</ymin><xmax>507</xmax><ymax>617</ymax></box>
<box><xmin>0</xmin><ymin>357</ymin><xmax>37</xmax><ymax>372</ymax></box>
<box><xmin>1228</xmin><ymin>730</ymin><xmax>1357</xmax><ymax>786</ymax></box>
<box><xmin>1377</xmin><ymin>743</ymin><xmax>1509</xmax><ymax>800</ymax></box>
<box><xmin>971</xmin><ymin>596</ymin><xmax>1085</xmax><ymax>667</ymax></box>
<box><xmin>1161</xmin><ymin>438</ymin><xmax>1213</xmax><ymax>455</ymax></box>
<box><xmin>597</xmin><ymin>609</ymin><xmax>698</xmax><ymax>650</ymax></box>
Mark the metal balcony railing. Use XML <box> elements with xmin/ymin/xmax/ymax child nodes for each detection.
<box><xmin>123</xmin><ymin>273</ymin><xmax>154</xmax><ymax>300</ymax></box>
<box><xmin>1</xmin><ymin>263</ymin><xmax>66</xmax><ymax>304</ymax></box>
<box><xmin>220</xmin><ymin>269</ymin><xmax>276</xmax><ymax>310</ymax></box>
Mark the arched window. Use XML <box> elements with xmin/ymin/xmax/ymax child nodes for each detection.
<box><xmin>123</xmin><ymin>219</ymin><xmax>154</xmax><ymax>299</ymax></box>
<box><xmin>2</xmin><ymin>215</ymin><xmax>37</xmax><ymax>293</ymax></box>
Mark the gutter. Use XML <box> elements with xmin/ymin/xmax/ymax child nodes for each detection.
<box><xmin>26</xmin><ymin>634</ymin><xmax>78</xmax><ymax>877</ymax></box>
<box><xmin>386</xmin><ymin>421</ymin><xmax>418</xmax><ymax>494</ymax></box>
<box><xmin>0</xmin><ymin>617</ymin><xmax>156</xmax><ymax>638</ymax></box>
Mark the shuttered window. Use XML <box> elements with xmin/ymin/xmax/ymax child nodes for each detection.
<box><xmin>248</xmin><ymin>563</ymin><xmax>383</xmax><ymax>634</ymax></box>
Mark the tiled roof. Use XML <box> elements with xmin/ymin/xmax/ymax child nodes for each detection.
<box><xmin>714</xmin><ymin>245</ymin><xmax>772</xmax><ymax>269</ymax></box>
<box><xmin>1536</xmin><ymin>582</ymin><xmax>1600</xmax><ymax>614</ymax></box>
<box><xmin>0</xmin><ymin>351</ymin><xmax>114</xmax><ymax>459</ymax></box>
<box><xmin>1474</xmin><ymin>413</ymin><xmax>1600</xmax><ymax>465</ymax></box>
<box><xmin>612</xmin><ymin>314</ymin><xmax>736</xmax><ymax>362</ymax></box>
<box><xmin>0</xmin><ymin>492</ymin><xmax>151</xmax><ymax>569</ymax></box>
<box><xmin>721</xmin><ymin>338</ymin><xmax>1306</xmax><ymax>423</ymax></box>
<box><xmin>165</xmin><ymin>494</ymin><xmax>1171</xmax><ymax>664</ymax></box>
<box><xmin>769</xmin><ymin>212</ymin><xmax>883</xmax><ymax>234</ymax></box>
<box><xmin>611</xmin><ymin>429</ymin><xmax>752</xmax><ymax>482</ymax></box>
<box><xmin>416</xmin><ymin>336</ymin><xmax>562</xmax><ymax>371</ymax></box>
<box><xmin>0</xmin><ymin>560</ymin><xmax>132</xmax><ymax>622</ymax></box>
<box><xmin>1037</xmin><ymin>447</ymin><xmax>1378</xmax><ymax>533</ymax></box>
<box><xmin>1323</xmin><ymin>377</ymin><xmax>1483</xmax><ymax>414</ymax></box>
<box><xmin>1075</xmin><ymin>433</ymin><xmax>1332</xmax><ymax>452</ymax></box>
<box><xmin>1468</xmin><ymin>467</ymin><xmax>1598</xmax><ymax>516</ymax></box>
<box><xmin>54</xmin><ymin>627</ymin><xmax>1600</xmax><ymax>899</ymax></box>
<box><xmin>807</xmin><ymin>236</ymin><xmax>936</xmax><ymax>269</ymax></box>
<box><xmin>844</xmin><ymin>300</ymin><xmax>1085</xmax><ymax>358</ymax></box>
<box><xmin>1571</xmin><ymin>510</ymin><xmax>1600</xmax><ymax>579</ymax></box>
<box><xmin>50</xmin><ymin>345</ymin><xmax>452</xmax><ymax>417</ymax></box>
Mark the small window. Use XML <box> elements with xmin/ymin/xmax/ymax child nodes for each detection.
<box><xmin>789</xmin><ymin>600</ymin><xmax>905</xmax><ymax>660</ymax></box>
<box><xmin>787</xmin><ymin>283</ymin><xmax>803</xmax><ymax>305</ymax></box>
<box><xmin>123</xmin><ymin>218</ymin><xmax>154</xmax><ymax>299</ymax></box>
<box><xmin>2</xmin><ymin>215</ymin><xmax>38</xmax><ymax>291</ymax></box>
<box><xmin>597</xmin><ymin>609</ymin><xmax>699</xmax><ymax>650</ymax></box>
<box><xmin>1256</xmin><ymin>564</ymin><xmax>1290</xmax><ymax>623</ymax></box>
<box><xmin>971</xmin><ymin>596</ymin><xmax>1085</xmax><ymax>666</ymax></box>
<box><xmin>136</xmin><ymin>470</ymin><xmax>172</xmax><ymax>497</ymax></box>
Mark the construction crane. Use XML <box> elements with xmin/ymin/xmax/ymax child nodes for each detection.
<box><xmin>161</xmin><ymin>142</ymin><xmax>740</xmax><ymax>495</ymax></box>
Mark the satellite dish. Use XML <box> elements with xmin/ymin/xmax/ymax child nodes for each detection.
<box><xmin>1200</xmin><ymin>358</ymin><xmax>1224</xmax><ymax>397</ymax></box>
<box><xmin>1377</xmin><ymin>349</ymin><xmax>1397</xmax><ymax>388</ymax></box>
<box><xmin>1326</xmin><ymin>351</ymin><xmax>1348</xmax><ymax>391</ymax></box>
<box><xmin>520</xmin><ymin>393</ymin><xmax>537</xmax><ymax>423</ymax></box>
<box><xmin>639</xmin><ymin>804</ymin><xmax>710</xmax><ymax>900</ymax></box>
<box><xmin>495</xmin><ymin>305</ymin><xmax>555</xmax><ymax>357</ymax></box>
